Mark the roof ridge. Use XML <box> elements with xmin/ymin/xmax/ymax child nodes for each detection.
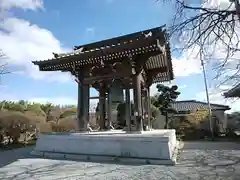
<box><xmin>172</xmin><ymin>100</ymin><xmax>230</xmax><ymax>109</ymax></box>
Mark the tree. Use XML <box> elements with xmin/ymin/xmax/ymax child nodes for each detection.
<box><xmin>150</xmin><ymin>104</ymin><xmax>159</xmax><ymax>119</ymax></box>
<box><xmin>153</xmin><ymin>84</ymin><xmax>180</xmax><ymax>129</ymax></box>
<box><xmin>0</xmin><ymin>100</ymin><xmax>80</xmax><ymax>145</ymax></box>
<box><xmin>59</xmin><ymin>108</ymin><xmax>77</xmax><ymax>119</ymax></box>
<box><xmin>40</xmin><ymin>103</ymin><xmax>53</xmax><ymax>121</ymax></box>
<box><xmin>27</xmin><ymin>103</ymin><xmax>45</xmax><ymax>116</ymax></box>
<box><xmin>0</xmin><ymin>111</ymin><xmax>36</xmax><ymax>144</ymax></box>
<box><xmin>159</xmin><ymin>0</ymin><xmax>240</xmax><ymax>87</ymax></box>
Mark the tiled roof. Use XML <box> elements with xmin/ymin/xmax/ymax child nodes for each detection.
<box><xmin>32</xmin><ymin>26</ymin><xmax>174</xmax><ymax>83</ymax></box>
<box><xmin>172</xmin><ymin>100</ymin><xmax>230</xmax><ymax>112</ymax></box>
<box><xmin>224</xmin><ymin>83</ymin><xmax>240</xmax><ymax>98</ymax></box>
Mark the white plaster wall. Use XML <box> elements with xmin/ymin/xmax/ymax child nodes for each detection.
<box><xmin>199</xmin><ymin>110</ymin><xmax>227</xmax><ymax>133</ymax></box>
<box><xmin>213</xmin><ymin>110</ymin><xmax>227</xmax><ymax>133</ymax></box>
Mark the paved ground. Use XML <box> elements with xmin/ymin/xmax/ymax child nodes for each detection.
<box><xmin>0</xmin><ymin>142</ymin><xmax>240</xmax><ymax>180</ymax></box>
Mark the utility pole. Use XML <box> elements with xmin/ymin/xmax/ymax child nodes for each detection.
<box><xmin>198</xmin><ymin>17</ymin><xmax>214</xmax><ymax>139</ymax></box>
<box><xmin>200</xmin><ymin>51</ymin><xmax>214</xmax><ymax>139</ymax></box>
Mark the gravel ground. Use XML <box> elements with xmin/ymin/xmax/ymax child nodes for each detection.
<box><xmin>0</xmin><ymin>142</ymin><xmax>240</xmax><ymax>180</ymax></box>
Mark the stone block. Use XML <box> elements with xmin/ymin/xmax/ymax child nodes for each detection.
<box><xmin>65</xmin><ymin>154</ymin><xmax>89</xmax><ymax>161</ymax></box>
<box><xmin>32</xmin><ymin>130</ymin><xmax>178</xmax><ymax>165</ymax></box>
<box><xmin>44</xmin><ymin>152</ymin><xmax>65</xmax><ymax>159</ymax></box>
<box><xmin>30</xmin><ymin>150</ymin><xmax>44</xmax><ymax>157</ymax></box>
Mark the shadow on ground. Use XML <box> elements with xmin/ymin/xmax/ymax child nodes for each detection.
<box><xmin>0</xmin><ymin>146</ymin><xmax>34</xmax><ymax>168</ymax></box>
<box><xmin>183</xmin><ymin>141</ymin><xmax>240</xmax><ymax>150</ymax></box>
<box><xmin>1</xmin><ymin>142</ymin><xmax>240</xmax><ymax>179</ymax></box>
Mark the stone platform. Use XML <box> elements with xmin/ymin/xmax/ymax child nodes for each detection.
<box><xmin>31</xmin><ymin>130</ymin><xmax>179</xmax><ymax>165</ymax></box>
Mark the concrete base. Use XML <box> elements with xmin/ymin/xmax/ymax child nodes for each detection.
<box><xmin>31</xmin><ymin>130</ymin><xmax>179</xmax><ymax>165</ymax></box>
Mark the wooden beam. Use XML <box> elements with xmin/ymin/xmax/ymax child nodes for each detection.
<box><xmin>89</xmin><ymin>96</ymin><xmax>99</xmax><ymax>99</ymax></box>
<box><xmin>145</xmin><ymin>66</ymin><xmax>169</xmax><ymax>86</ymax></box>
<box><xmin>83</xmin><ymin>73</ymin><xmax>131</xmax><ymax>84</ymax></box>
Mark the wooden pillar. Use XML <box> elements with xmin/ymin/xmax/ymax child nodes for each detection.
<box><xmin>133</xmin><ymin>73</ymin><xmax>143</xmax><ymax>131</ymax></box>
<box><xmin>99</xmin><ymin>85</ymin><xmax>106</xmax><ymax>130</ymax></box>
<box><xmin>107</xmin><ymin>88</ymin><xmax>112</xmax><ymax>129</ymax></box>
<box><xmin>77</xmin><ymin>80</ymin><xmax>83</xmax><ymax>130</ymax></box>
<box><xmin>83</xmin><ymin>84</ymin><xmax>90</xmax><ymax>130</ymax></box>
<box><xmin>125</xmin><ymin>88</ymin><xmax>131</xmax><ymax>131</ymax></box>
<box><xmin>146</xmin><ymin>87</ymin><xmax>151</xmax><ymax>130</ymax></box>
<box><xmin>141</xmin><ymin>91</ymin><xmax>146</xmax><ymax>130</ymax></box>
<box><xmin>77</xmin><ymin>80</ymin><xmax>90</xmax><ymax>131</ymax></box>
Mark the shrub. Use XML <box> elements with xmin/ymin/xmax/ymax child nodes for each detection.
<box><xmin>225</xmin><ymin>127</ymin><xmax>239</xmax><ymax>138</ymax></box>
<box><xmin>0</xmin><ymin>101</ymin><xmax>80</xmax><ymax>148</ymax></box>
<box><xmin>0</xmin><ymin>111</ymin><xmax>36</xmax><ymax>144</ymax></box>
<box><xmin>173</xmin><ymin>109</ymin><xmax>212</xmax><ymax>140</ymax></box>
<box><xmin>59</xmin><ymin>109</ymin><xmax>76</xmax><ymax>119</ymax></box>
<box><xmin>58</xmin><ymin>117</ymin><xmax>76</xmax><ymax>131</ymax></box>
<box><xmin>26</xmin><ymin>104</ymin><xmax>45</xmax><ymax>116</ymax></box>
<box><xmin>50</xmin><ymin>117</ymin><xmax>76</xmax><ymax>132</ymax></box>
<box><xmin>37</xmin><ymin>122</ymin><xmax>52</xmax><ymax>133</ymax></box>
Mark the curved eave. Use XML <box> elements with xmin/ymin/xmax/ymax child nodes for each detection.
<box><xmin>32</xmin><ymin>25</ymin><xmax>174</xmax><ymax>84</ymax></box>
<box><xmin>224</xmin><ymin>83</ymin><xmax>240</xmax><ymax>98</ymax></box>
<box><xmin>32</xmin><ymin>42</ymin><xmax>174</xmax><ymax>83</ymax></box>
<box><xmin>32</xmin><ymin>37</ymin><xmax>160</xmax><ymax>68</ymax></box>
<box><xmin>153</xmin><ymin>42</ymin><xmax>174</xmax><ymax>83</ymax></box>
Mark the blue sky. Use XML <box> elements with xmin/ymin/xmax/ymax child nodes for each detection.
<box><xmin>0</xmin><ymin>0</ymin><xmax>239</xmax><ymax>112</ymax></box>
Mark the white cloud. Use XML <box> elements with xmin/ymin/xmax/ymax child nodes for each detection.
<box><xmin>179</xmin><ymin>84</ymin><xmax>187</xmax><ymax>89</ymax></box>
<box><xmin>0</xmin><ymin>17</ymin><xmax>72</xmax><ymax>82</ymax></box>
<box><xmin>150</xmin><ymin>84</ymin><xmax>158</xmax><ymax>96</ymax></box>
<box><xmin>85</xmin><ymin>27</ymin><xmax>95</xmax><ymax>33</ymax></box>
<box><xmin>0</xmin><ymin>0</ymin><xmax>43</xmax><ymax>11</ymax></box>
<box><xmin>172</xmin><ymin>55</ymin><xmax>202</xmax><ymax>77</ymax></box>
<box><xmin>170</xmin><ymin>29</ymin><xmax>205</xmax><ymax>77</ymax></box>
<box><xmin>203</xmin><ymin>0</ymin><xmax>234</xmax><ymax>10</ymax></box>
<box><xmin>0</xmin><ymin>0</ymin><xmax>73</xmax><ymax>83</ymax></box>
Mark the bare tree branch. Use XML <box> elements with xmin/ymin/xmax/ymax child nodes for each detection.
<box><xmin>158</xmin><ymin>0</ymin><xmax>240</xmax><ymax>88</ymax></box>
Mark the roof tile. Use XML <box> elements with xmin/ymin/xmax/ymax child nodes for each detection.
<box><xmin>172</xmin><ymin>100</ymin><xmax>230</xmax><ymax>111</ymax></box>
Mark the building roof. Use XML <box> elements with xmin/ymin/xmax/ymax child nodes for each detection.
<box><xmin>223</xmin><ymin>83</ymin><xmax>240</xmax><ymax>98</ymax></box>
<box><xmin>32</xmin><ymin>26</ymin><xmax>174</xmax><ymax>83</ymax></box>
<box><xmin>172</xmin><ymin>100</ymin><xmax>230</xmax><ymax>112</ymax></box>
